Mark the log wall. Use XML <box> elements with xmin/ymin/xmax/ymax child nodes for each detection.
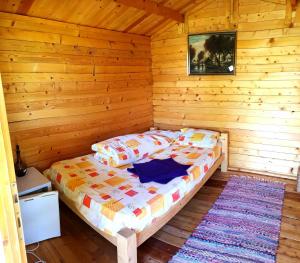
<box><xmin>0</xmin><ymin>12</ymin><xmax>153</xmax><ymax>170</ymax></box>
<box><xmin>152</xmin><ymin>0</ymin><xmax>300</xmax><ymax>179</ymax></box>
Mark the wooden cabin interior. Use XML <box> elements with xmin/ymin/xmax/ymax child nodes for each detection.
<box><xmin>0</xmin><ymin>0</ymin><xmax>300</xmax><ymax>262</ymax></box>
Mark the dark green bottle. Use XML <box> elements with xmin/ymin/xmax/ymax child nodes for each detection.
<box><xmin>14</xmin><ymin>144</ymin><xmax>27</xmax><ymax>177</ymax></box>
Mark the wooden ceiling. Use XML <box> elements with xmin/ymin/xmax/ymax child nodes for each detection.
<box><xmin>0</xmin><ymin>0</ymin><xmax>200</xmax><ymax>36</ymax></box>
<box><xmin>0</xmin><ymin>0</ymin><xmax>295</xmax><ymax>36</ymax></box>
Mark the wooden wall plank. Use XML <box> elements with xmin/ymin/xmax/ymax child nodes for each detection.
<box><xmin>0</xmin><ymin>12</ymin><xmax>153</xmax><ymax>170</ymax></box>
<box><xmin>151</xmin><ymin>0</ymin><xmax>300</xmax><ymax>179</ymax></box>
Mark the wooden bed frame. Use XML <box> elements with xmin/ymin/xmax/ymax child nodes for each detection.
<box><xmin>59</xmin><ymin>132</ymin><xmax>229</xmax><ymax>263</ymax></box>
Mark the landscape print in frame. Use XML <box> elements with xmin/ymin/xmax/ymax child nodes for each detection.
<box><xmin>188</xmin><ymin>31</ymin><xmax>236</xmax><ymax>75</ymax></box>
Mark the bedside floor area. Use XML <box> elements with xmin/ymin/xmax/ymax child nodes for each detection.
<box><xmin>26</xmin><ymin>171</ymin><xmax>300</xmax><ymax>263</ymax></box>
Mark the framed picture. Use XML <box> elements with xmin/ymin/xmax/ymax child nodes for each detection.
<box><xmin>188</xmin><ymin>31</ymin><xmax>236</xmax><ymax>75</ymax></box>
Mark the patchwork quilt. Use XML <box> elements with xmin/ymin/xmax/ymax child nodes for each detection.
<box><xmin>44</xmin><ymin>143</ymin><xmax>221</xmax><ymax>236</ymax></box>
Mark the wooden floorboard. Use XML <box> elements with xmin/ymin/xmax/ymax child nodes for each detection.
<box><xmin>26</xmin><ymin>170</ymin><xmax>300</xmax><ymax>262</ymax></box>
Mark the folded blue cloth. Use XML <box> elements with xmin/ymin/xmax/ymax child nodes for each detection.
<box><xmin>127</xmin><ymin>158</ymin><xmax>191</xmax><ymax>184</ymax></box>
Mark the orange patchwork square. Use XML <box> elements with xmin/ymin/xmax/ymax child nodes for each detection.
<box><xmin>88</xmin><ymin>171</ymin><xmax>99</xmax><ymax>177</ymax></box>
<box><xmin>76</xmin><ymin>161</ymin><xmax>93</xmax><ymax>169</ymax></box>
<box><xmin>118</xmin><ymin>153</ymin><xmax>128</xmax><ymax>160</ymax></box>
<box><xmin>147</xmin><ymin>186</ymin><xmax>158</xmax><ymax>194</ymax></box>
<box><xmin>64</xmin><ymin>165</ymin><xmax>74</xmax><ymax>169</ymax></box>
<box><xmin>85</xmin><ymin>168</ymin><xmax>96</xmax><ymax>172</ymax></box>
<box><xmin>101</xmin><ymin>199</ymin><xmax>125</xmax><ymax>220</ymax></box>
<box><xmin>100</xmin><ymin>193</ymin><xmax>111</xmax><ymax>200</ymax></box>
<box><xmin>108</xmin><ymin>170</ymin><xmax>116</xmax><ymax>177</ymax></box>
<box><xmin>191</xmin><ymin>133</ymin><xmax>205</xmax><ymax>141</ymax></box>
<box><xmin>155</xmin><ymin>149</ymin><xmax>164</xmax><ymax>154</ymax></box>
<box><xmin>147</xmin><ymin>194</ymin><xmax>164</xmax><ymax>215</ymax></box>
<box><xmin>182</xmin><ymin>175</ymin><xmax>191</xmax><ymax>183</ymax></box>
<box><xmin>119</xmin><ymin>184</ymin><xmax>132</xmax><ymax>191</ymax></box>
<box><xmin>90</xmin><ymin>183</ymin><xmax>105</xmax><ymax>190</ymax></box>
<box><xmin>105</xmin><ymin>176</ymin><xmax>126</xmax><ymax>186</ymax></box>
<box><xmin>190</xmin><ymin>166</ymin><xmax>201</xmax><ymax>180</ymax></box>
<box><xmin>125</xmin><ymin>139</ymin><xmax>140</xmax><ymax>148</ymax></box>
<box><xmin>187</xmin><ymin>153</ymin><xmax>201</xmax><ymax>159</ymax></box>
<box><xmin>118</xmin><ymin>164</ymin><xmax>132</xmax><ymax>170</ymax></box>
<box><xmin>66</xmin><ymin>178</ymin><xmax>86</xmax><ymax>191</ymax></box>
<box><xmin>125</xmin><ymin>190</ymin><xmax>137</xmax><ymax>197</ymax></box>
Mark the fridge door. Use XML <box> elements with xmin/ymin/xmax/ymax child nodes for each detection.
<box><xmin>20</xmin><ymin>191</ymin><xmax>61</xmax><ymax>245</ymax></box>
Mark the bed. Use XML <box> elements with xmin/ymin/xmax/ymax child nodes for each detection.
<box><xmin>44</xmin><ymin>130</ymin><xmax>228</xmax><ymax>263</ymax></box>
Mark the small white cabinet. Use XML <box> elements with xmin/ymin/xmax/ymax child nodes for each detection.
<box><xmin>17</xmin><ymin>167</ymin><xmax>61</xmax><ymax>245</ymax></box>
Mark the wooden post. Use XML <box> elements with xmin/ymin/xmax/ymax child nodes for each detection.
<box><xmin>230</xmin><ymin>0</ymin><xmax>239</xmax><ymax>28</ymax></box>
<box><xmin>116</xmin><ymin>228</ymin><xmax>137</xmax><ymax>263</ymax></box>
<box><xmin>285</xmin><ymin>0</ymin><xmax>293</xmax><ymax>26</ymax></box>
<box><xmin>0</xmin><ymin>74</ymin><xmax>27</xmax><ymax>262</ymax></box>
<box><xmin>225</xmin><ymin>0</ymin><xmax>238</xmax><ymax>29</ymax></box>
<box><xmin>220</xmin><ymin>133</ymin><xmax>229</xmax><ymax>172</ymax></box>
<box><xmin>297</xmin><ymin>166</ymin><xmax>300</xmax><ymax>192</ymax></box>
<box><xmin>295</xmin><ymin>0</ymin><xmax>300</xmax><ymax>26</ymax></box>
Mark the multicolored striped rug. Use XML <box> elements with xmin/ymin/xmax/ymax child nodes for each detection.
<box><xmin>169</xmin><ymin>176</ymin><xmax>285</xmax><ymax>263</ymax></box>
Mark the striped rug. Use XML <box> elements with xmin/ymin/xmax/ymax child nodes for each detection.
<box><xmin>169</xmin><ymin>176</ymin><xmax>285</xmax><ymax>263</ymax></box>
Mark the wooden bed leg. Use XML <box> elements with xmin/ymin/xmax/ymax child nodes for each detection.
<box><xmin>220</xmin><ymin>133</ymin><xmax>229</xmax><ymax>172</ymax></box>
<box><xmin>116</xmin><ymin>228</ymin><xmax>137</xmax><ymax>263</ymax></box>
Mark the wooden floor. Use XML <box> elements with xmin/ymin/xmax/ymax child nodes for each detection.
<box><xmin>27</xmin><ymin>170</ymin><xmax>300</xmax><ymax>263</ymax></box>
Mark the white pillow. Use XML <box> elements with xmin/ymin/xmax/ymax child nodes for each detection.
<box><xmin>175</xmin><ymin>128</ymin><xmax>220</xmax><ymax>148</ymax></box>
<box><xmin>91</xmin><ymin>133</ymin><xmax>171</xmax><ymax>167</ymax></box>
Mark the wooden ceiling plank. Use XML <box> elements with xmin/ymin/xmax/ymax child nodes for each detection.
<box><xmin>115</xmin><ymin>10</ymin><xmax>147</xmax><ymax>32</ymax></box>
<box><xmin>114</xmin><ymin>0</ymin><xmax>184</xmax><ymax>22</ymax></box>
<box><xmin>128</xmin><ymin>14</ymin><xmax>165</xmax><ymax>34</ymax></box>
<box><xmin>148</xmin><ymin>19</ymin><xmax>176</xmax><ymax>36</ymax></box>
<box><xmin>179</xmin><ymin>0</ymin><xmax>199</xmax><ymax>13</ymax></box>
<box><xmin>99</xmin><ymin>4</ymin><xmax>130</xmax><ymax>30</ymax></box>
<box><xmin>143</xmin><ymin>17</ymin><xmax>167</xmax><ymax>35</ymax></box>
<box><xmin>186</xmin><ymin>0</ymin><xmax>215</xmax><ymax>17</ymax></box>
<box><xmin>16</xmin><ymin>0</ymin><xmax>35</xmax><ymax>15</ymax></box>
<box><xmin>95</xmin><ymin>1</ymin><xmax>122</xmax><ymax>28</ymax></box>
<box><xmin>124</xmin><ymin>13</ymin><xmax>149</xmax><ymax>32</ymax></box>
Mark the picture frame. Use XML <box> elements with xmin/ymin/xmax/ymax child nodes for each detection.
<box><xmin>187</xmin><ymin>31</ymin><xmax>236</xmax><ymax>75</ymax></box>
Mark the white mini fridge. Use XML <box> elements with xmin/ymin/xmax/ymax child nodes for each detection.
<box><xmin>19</xmin><ymin>191</ymin><xmax>61</xmax><ymax>245</ymax></box>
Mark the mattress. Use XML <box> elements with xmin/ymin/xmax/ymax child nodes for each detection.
<box><xmin>44</xmin><ymin>143</ymin><xmax>221</xmax><ymax>236</ymax></box>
